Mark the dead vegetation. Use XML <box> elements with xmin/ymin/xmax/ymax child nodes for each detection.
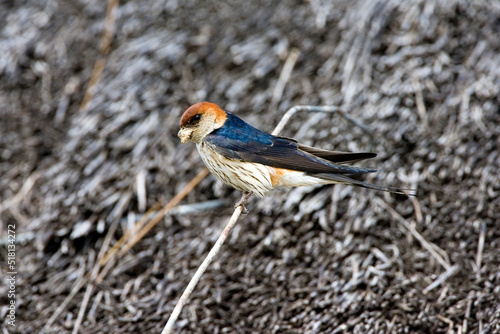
<box><xmin>1</xmin><ymin>0</ymin><xmax>499</xmax><ymax>333</ymax></box>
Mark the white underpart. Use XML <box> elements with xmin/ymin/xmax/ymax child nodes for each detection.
<box><xmin>274</xmin><ymin>170</ymin><xmax>336</xmax><ymax>188</ymax></box>
<box><xmin>197</xmin><ymin>142</ymin><xmax>337</xmax><ymax>197</ymax></box>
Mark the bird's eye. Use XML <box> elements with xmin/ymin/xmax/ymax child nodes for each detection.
<box><xmin>188</xmin><ymin>114</ymin><xmax>202</xmax><ymax>125</ymax></box>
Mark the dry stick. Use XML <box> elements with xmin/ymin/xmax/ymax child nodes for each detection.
<box><xmin>0</xmin><ymin>171</ymin><xmax>39</xmax><ymax>214</ymax></box>
<box><xmin>99</xmin><ymin>202</ymin><xmax>162</xmax><ymax>265</ymax></box>
<box><xmin>463</xmin><ymin>294</ymin><xmax>473</xmax><ymax>333</ymax></box>
<box><xmin>72</xmin><ymin>220</ymin><xmax>119</xmax><ymax>334</ymax></box>
<box><xmin>475</xmin><ymin>221</ymin><xmax>486</xmax><ymax>281</ymax></box>
<box><xmin>412</xmin><ymin>76</ymin><xmax>428</xmax><ymax>129</ymax></box>
<box><xmin>422</xmin><ymin>264</ymin><xmax>460</xmax><ymax>294</ymax></box>
<box><xmin>411</xmin><ymin>195</ymin><xmax>424</xmax><ymax>224</ymax></box>
<box><xmin>269</xmin><ymin>48</ymin><xmax>300</xmax><ymax>111</ymax></box>
<box><xmin>79</xmin><ymin>0</ymin><xmax>119</xmax><ymax>114</ymax></box>
<box><xmin>161</xmin><ymin>192</ymin><xmax>252</xmax><ymax>334</ymax></box>
<box><xmin>374</xmin><ymin>197</ymin><xmax>451</xmax><ymax>270</ymax></box>
<box><xmin>118</xmin><ymin>168</ymin><xmax>210</xmax><ymax>257</ymax></box>
<box><xmin>43</xmin><ymin>269</ymin><xmax>87</xmax><ymax>332</ymax></box>
<box><xmin>435</xmin><ymin>314</ymin><xmax>454</xmax><ymax>331</ymax></box>
<box><xmin>272</xmin><ymin>105</ymin><xmax>374</xmax><ymax>144</ymax></box>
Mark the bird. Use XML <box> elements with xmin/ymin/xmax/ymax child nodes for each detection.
<box><xmin>178</xmin><ymin>102</ymin><xmax>412</xmax><ymax>199</ymax></box>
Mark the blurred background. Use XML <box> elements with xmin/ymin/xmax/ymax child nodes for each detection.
<box><xmin>1</xmin><ymin>0</ymin><xmax>499</xmax><ymax>332</ymax></box>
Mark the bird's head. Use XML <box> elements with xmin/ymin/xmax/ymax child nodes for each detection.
<box><xmin>178</xmin><ymin>102</ymin><xmax>227</xmax><ymax>144</ymax></box>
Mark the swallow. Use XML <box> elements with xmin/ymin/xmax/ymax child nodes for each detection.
<box><xmin>178</xmin><ymin>102</ymin><xmax>412</xmax><ymax>198</ymax></box>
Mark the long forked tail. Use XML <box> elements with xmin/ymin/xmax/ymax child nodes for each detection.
<box><xmin>315</xmin><ymin>172</ymin><xmax>417</xmax><ymax>196</ymax></box>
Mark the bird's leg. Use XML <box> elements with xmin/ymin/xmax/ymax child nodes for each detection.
<box><xmin>234</xmin><ymin>192</ymin><xmax>253</xmax><ymax>214</ymax></box>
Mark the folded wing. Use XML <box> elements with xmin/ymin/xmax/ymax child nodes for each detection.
<box><xmin>204</xmin><ymin>112</ymin><xmax>377</xmax><ymax>175</ymax></box>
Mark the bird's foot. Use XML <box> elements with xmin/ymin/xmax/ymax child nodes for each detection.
<box><xmin>239</xmin><ymin>205</ymin><xmax>249</xmax><ymax>214</ymax></box>
<box><xmin>234</xmin><ymin>192</ymin><xmax>253</xmax><ymax>213</ymax></box>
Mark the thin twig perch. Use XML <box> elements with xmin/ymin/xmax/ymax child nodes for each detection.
<box><xmin>161</xmin><ymin>192</ymin><xmax>252</xmax><ymax>334</ymax></box>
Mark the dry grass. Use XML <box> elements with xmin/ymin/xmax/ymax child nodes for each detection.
<box><xmin>1</xmin><ymin>0</ymin><xmax>499</xmax><ymax>333</ymax></box>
